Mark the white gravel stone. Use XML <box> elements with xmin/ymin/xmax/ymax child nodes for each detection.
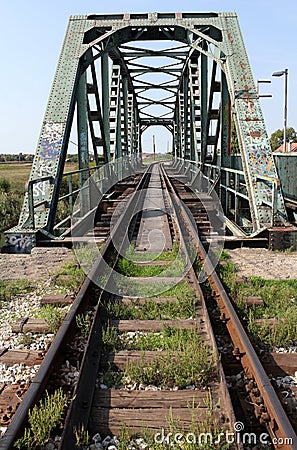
<box><xmin>45</xmin><ymin>443</ymin><xmax>55</xmax><ymax>450</ymax></box>
<box><xmin>92</xmin><ymin>433</ymin><xmax>102</xmax><ymax>443</ymax></box>
<box><xmin>102</xmin><ymin>436</ymin><xmax>112</xmax><ymax>446</ymax></box>
<box><xmin>0</xmin><ymin>273</ymin><xmax>74</xmax><ymax>406</ymax></box>
<box><xmin>228</xmin><ymin>248</ymin><xmax>297</xmax><ymax>280</ymax></box>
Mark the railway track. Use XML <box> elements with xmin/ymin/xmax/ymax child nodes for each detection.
<box><xmin>0</xmin><ymin>162</ymin><xmax>297</xmax><ymax>449</ymax></box>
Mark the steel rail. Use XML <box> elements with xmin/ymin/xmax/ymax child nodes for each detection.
<box><xmin>161</xmin><ymin>163</ymin><xmax>297</xmax><ymax>450</ymax></box>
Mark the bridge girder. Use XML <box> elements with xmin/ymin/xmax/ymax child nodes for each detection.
<box><xmin>4</xmin><ymin>11</ymin><xmax>288</xmax><ymax>252</ymax></box>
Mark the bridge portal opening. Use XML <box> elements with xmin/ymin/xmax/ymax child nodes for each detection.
<box><xmin>141</xmin><ymin>126</ymin><xmax>173</xmax><ymax>156</ymax></box>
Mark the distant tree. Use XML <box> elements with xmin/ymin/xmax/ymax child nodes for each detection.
<box><xmin>270</xmin><ymin>127</ymin><xmax>297</xmax><ymax>151</ymax></box>
<box><xmin>0</xmin><ymin>178</ymin><xmax>23</xmax><ymax>233</ymax></box>
<box><xmin>0</xmin><ymin>178</ymin><xmax>11</xmax><ymax>193</ymax></box>
<box><xmin>231</xmin><ymin>119</ymin><xmax>240</xmax><ymax>154</ymax></box>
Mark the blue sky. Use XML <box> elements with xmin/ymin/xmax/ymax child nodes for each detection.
<box><xmin>0</xmin><ymin>0</ymin><xmax>296</xmax><ymax>154</ymax></box>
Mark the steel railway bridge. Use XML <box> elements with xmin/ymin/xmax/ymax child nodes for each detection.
<box><xmin>4</xmin><ymin>11</ymin><xmax>297</xmax><ymax>253</ymax></box>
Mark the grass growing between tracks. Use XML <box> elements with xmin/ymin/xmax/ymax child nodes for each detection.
<box><xmin>101</xmin><ymin>327</ymin><xmax>216</xmax><ymax>389</ymax></box>
<box><xmin>124</xmin><ymin>241</ymin><xmax>179</xmax><ymax>262</ymax></box>
<box><xmin>105</xmin><ymin>297</ymin><xmax>196</xmax><ymax>320</ymax></box>
<box><xmin>116</xmin><ymin>278</ymin><xmax>193</xmax><ymax>299</ymax></box>
<box><xmin>103</xmin><ymin>327</ymin><xmax>202</xmax><ymax>352</ymax></box>
<box><xmin>15</xmin><ymin>388</ymin><xmax>68</xmax><ymax>450</ymax></box>
<box><xmin>123</xmin><ymin>342</ymin><xmax>215</xmax><ymax>389</ymax></box>
<box><xmin>217</xmin><ymin>254</ymin><xmax>297</xmax><ymax>350</ymax></box>
<box><xmin>100</xmin><ymin>277</ymin><xmax>216</xmax><ymax>389</ymax></box>
<box><xmin>116</xmin><ymin>255</ymin><xmax>186</xmax><ymax>279</ymax></box>
<box><xmin>103</xmin><ymin>282</ymin><xmax>196</xmax><ymax>320</ymax></box>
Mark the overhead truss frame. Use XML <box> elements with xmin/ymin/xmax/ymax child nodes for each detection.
<box><xmin>4</xmin><ymin>11</ymin><xmax>288</xmax><ymax>252</ymax></box>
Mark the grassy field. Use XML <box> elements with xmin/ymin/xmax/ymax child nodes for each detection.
<box><xmin>0</xmin><ymin>163</ymin><xmax>32</xmax><ymax>191</ymax></box>
<box><xmin>0</xmin><ymin>162</ymin><xmax>77</xmax><ymax>241</ymax></box>
<box><xmin>142</xmin><ymin>154</ymin><xmax>171</xmax><ymax>165</ymax></box>
<box><xmin>0</xmin><ymin>162</ymin><xmax>77</xmax><ymax>191</ymax></box>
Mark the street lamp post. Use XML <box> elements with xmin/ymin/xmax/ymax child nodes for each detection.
<box><xmin>272</xmin><ymin>69</ymin><xmax>288</xmax><ymax>152</ymax></box>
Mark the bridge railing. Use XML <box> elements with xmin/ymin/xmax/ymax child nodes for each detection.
<box><xmin>25</xmin><ymin>154</ymin><xmax>143</xmax><ymax>236</ymax></box>
<box><xmin>172</xmin><ymin>157</ymin><xmax>281</xmax><ymax>228</ymax></box>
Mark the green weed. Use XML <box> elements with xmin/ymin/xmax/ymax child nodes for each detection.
<box><xmin>217</xmin><ymin>256</ymin><xmax>297</xmax><ymax>350</ymax></box>
<box><xmin>114</xmin><ymin>392</ymin><xmax>231</xmax><ymax>449</ymax></box>
<box><xmin>125</xmin><ymin>241</ymin><xmax>179</xmax><ymax>262</ymax></box>
<box><xmin>102</xmin><ymin>325</ymin><xmax>121</xmax><ymax>352</ymax></box>
<box><xmin>0</xmin><ymin>280</ymin><xmax>35</xmax><ymax>302</ymax></box>
<box><xmin>50</xmin><ymin>262</ymin><xmax>85</xmax><ymax>292</ymax></box>
<box><xmin>76</xmin><ymin>313</ymin><xmax>91</xmax><ymax>337</ymax></box>
<box><xmin>117</xmin><ymin>258</ymin><xmax>164</xmax><ymax>277</ymax></box>
<box><xmin>74</xmin><ymin>423</ymin><xmax>90</xmax><ymax>448</ymax></box>
<box><xmin>15</xmin><ymin>388</ymin><xmax>67</xmax><ymax>449</ymax></box>
<box><xmin>103</xmin><ymin>326</ymin><xmax>205</xmax><ymax>353</ymax></box>
<box><xmin>104</xmin><ymin>294</ymin><xmax>196</xmax><ymax>321</ymax></box>
<box><xmin>124</xmin><ymin>341</ymin><xmax>215</xmax><ymax>389</ymax></box>
<box><xmin>38</xmin><ymin>304</ymin><xmax>65</xmax><ymax>333</ymax></box>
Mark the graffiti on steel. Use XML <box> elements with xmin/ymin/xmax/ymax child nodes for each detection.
<box><xmin>40</xmin><ymin>122</ymin><xmax>63</xmax><ymax>160</ymax></box>
<box><xmin>5</xmin><ymin>234</ymin><xmax>35</xmax><ymax>254</ymax></box>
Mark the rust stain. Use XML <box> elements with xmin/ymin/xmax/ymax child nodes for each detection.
<box><xmin>250</xmin><ymin>131</ymin><xmax>261</xmax><ymax>138</ymax></box>
<box><xmin>250</xmin><ymin>154</ymin><xmax>256</xmax><ymax>164</ymax></box>
<box><xmin>267</xmin><ymin>159</ymin><xmax>273</xmax><ymax>172</ymax></box>
<box><xmin>227</xmin><ymin>32</ymin><xmax>234</xmax><ymax>45</ymax></box>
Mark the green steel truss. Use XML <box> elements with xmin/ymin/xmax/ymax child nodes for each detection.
<box><xmin>4</xmin><ymin>12</ymin><xmax>288</xmax><ymax>252</ymax></box>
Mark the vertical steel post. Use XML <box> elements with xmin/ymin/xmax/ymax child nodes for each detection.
<box><xmin>284</xmin><ymin>68</ymin><xmax>288</xmax><ymax>152</ymax></box>
<box><xmin>220</xmin><ymin>71</ymin><xmax>231</xmax><ymax>168</ymax></box>
<box><xmin>77</xmin><ymin>71</ymin><xmax>90</xmax><ymax>214</ymax></box>
<box><xmin>101</xmin><ymin>50</ymin><xmax>110</xmax><ymax>162</ymax></box>
<box><xmin>183</xmin><ymin>69</ymin><xmax>189</xmax><ymax>159</ymax></box>
<box><xmin>127</xmin><ymin>94</ymin><xmax>134</xmax><ymax>155</ymax></box>
<box><xmin>116</xmin><ymin>89</ymin><xmax>122</xmax><ymax>159</ymax></box>
<box><xmin>220</xmin><ymin>71</ymin><xmax>231</xmax><ymax>214</ymax></box>
<box><xmin>133</xmin><ymin>109</ymin><xmax>139</xmax><ymax>154</ymax></box>
<box><xmin>173</xmin><ymin>122</ymin><xmax>178</xmax><ymax>158</ymax></box>
<box><xmin>179</xmin><ymin>91</ymin><xmax>185</xmax><ymax>158</ymax></box>
<box><xmin>174</xmin><ymin>101</ymin><xmax>181</xmax><ymax>158</ymax></box>
<box><xmin>68</xmin><ymin>174</ymin><xmax>73</xmax><ymax>215</ymax></box>
<box><xmin>200</xmin><ymin>52</ymin><xmax>208</xmax><ymax>164</ymax></box>
<box><xmin>122</xmin><ymin>76</ymin><xmax>129</xmax><ymax>156</ymax></box>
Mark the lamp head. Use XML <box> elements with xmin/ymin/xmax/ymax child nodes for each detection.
<box><xmin>272</xmin><ymin>71</ymin><xmax>285</xmax><ymax>77</ymax></box>
<box><xmin>272</xmin><ymin>69</ymin><xmax>288</xmax><ymax>77</ymax></box>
